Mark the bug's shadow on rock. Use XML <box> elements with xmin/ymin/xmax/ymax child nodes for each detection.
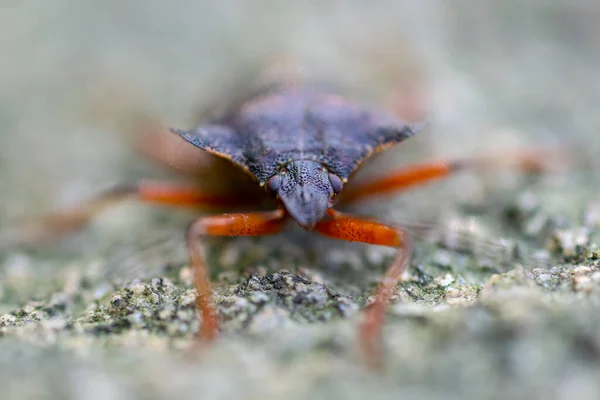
<box><xmin>199</xmin><ymin>223</ymin><xmax>396</xmax><ymax>295</ymax></box>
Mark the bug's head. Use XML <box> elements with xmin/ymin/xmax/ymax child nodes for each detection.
<box><xmin>266</xmin><ymin>160</ymin><xmax>343</xmax><ymax>229</ymax></box>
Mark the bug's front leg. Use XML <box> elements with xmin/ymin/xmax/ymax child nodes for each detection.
<box><xmin>186</xmin><ymin>209</ymin><xmax>287</xmax><ymax>341</ymax></box>
<box><xmin>314</xmin><ymin>209</ymin><xmax>412</xmax><ymax>370</ymax></box>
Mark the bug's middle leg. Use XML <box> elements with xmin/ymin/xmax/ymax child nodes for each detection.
<box><xmin>3</xmin><ymin>180</ymin><xmax>261</xmax><ymax>249</ymax></box>
<box><xmin>314</xmin><ymin>209</ymin><xmax>412</xmax><ymax>370</ymax></box>
<box><xmin>338</xmin><ymin>147</ymin><xmax>571</xmax><ymax>205</ymax></box>
<box><xmin>186</xmin><ymin>209</ymin><xmax>287</xmax><ymax>341</ymax></box>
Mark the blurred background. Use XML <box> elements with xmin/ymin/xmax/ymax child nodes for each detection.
<box><xmin>1</xmin><ymin>1</ymin><xmax>600</xmax><ymax>399</ymax></box>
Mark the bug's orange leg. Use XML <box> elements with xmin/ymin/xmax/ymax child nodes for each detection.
<box><xmin>314</xmin><ymin>209</ymin><xmax>412</xmax><ymax>370</ymax></box>
<box><xmin>3</xmin><ymin>180</ymin><xmax>255</xmax><ymax>248</ymax></box>
<box><xmin>339</xmin><ymin>147</ymin><xmax>572</xmax><ymax>205</ymax></box>
<box><xmin>132</xmin><ymin>123</ymin><xmax>226</xmax><ymax>178</ymax></box>
<box><xmin>186</xmin><ymin>209</ymin><xmax>287</xmax><ymax>341</ymax></box>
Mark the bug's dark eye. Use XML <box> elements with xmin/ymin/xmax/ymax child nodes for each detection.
<box><xmin>328</xmin><ymin>173</ymin><xmax>344</xmax><ymax>194</ymax></box>
<box><xmin>266</xmin><ymin>175</ymin><xmax>282</xmax><ymax>194</ymax></box>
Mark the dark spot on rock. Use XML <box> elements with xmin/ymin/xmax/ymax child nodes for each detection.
<box><xmin>290</xmin><ymin>274</ymin><xmax>311</xmax><ymax>284</ymax></box>
<box><xmin>573</xmin><ymin>334</ymin><xmax>600</xmax><ymax>363</ymax></box>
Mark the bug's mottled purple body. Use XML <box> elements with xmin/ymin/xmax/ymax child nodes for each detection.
<box><xmin>173</xmin><ymin>87</ymin><xmax>421</xmax><ymax>184</ymax></box>
<box><xmin>172</xmin><ymin>86</ymin><xmax>422</xmax><ymax>227</ymax></box>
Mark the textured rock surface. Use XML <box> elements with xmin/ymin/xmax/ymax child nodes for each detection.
<box><xmin>1</xmin><ymin>2</ymin><xmax>600</xmax><ymax>399</ymax></box>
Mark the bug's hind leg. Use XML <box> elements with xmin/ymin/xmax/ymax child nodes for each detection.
<box><xmin>186</xmin><ymin>209</ymin><xmax>287</xmax><ymax>341</ymax></box>
<box><xmin>338</xmin><ymin>147</ymin><xmax>572</xmax><ymax>205</ymax></box>
<box><xmin>2</xmin><ymin>180</ymin><xmax>256</xmax><ymax>249</ymax></box>
<box><xmin>314</xmin><ymin>209</ymin><xmax>412</xmax><ymax>370</ymax></box>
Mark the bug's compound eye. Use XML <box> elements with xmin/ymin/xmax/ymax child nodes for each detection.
<box><xmin>266</xmin><ymin>175</ymin><xmax>282</xmax><ymax>195</ymax></box>
<box><xmin>328</xmin><ymin>172</ymin><xmax>344</xmax><ymax>194</ymax></box>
